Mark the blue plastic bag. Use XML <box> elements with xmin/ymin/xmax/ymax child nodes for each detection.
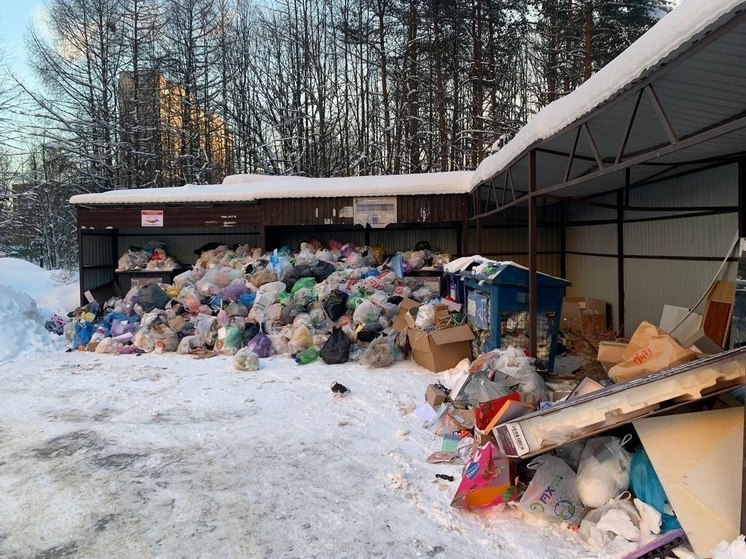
<box><xmin>239</xmin><ymin>292</ymin><xmax>256</xmax><ymax>307</ymax></box>
<box><xmin>72</xmin><ymin>321</ymin><xmax>96</xmax><ymax>348</ymax></box>
<box><xmin>630</xmin><ymin>447</ymin><xmax>681</xmax><ymax>531</ymax></box>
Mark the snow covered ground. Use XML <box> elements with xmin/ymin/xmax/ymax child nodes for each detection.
<box><xmin>2</xmin><ymin>258</ymin><xmax>742</xmax><ymax>559</ymax></box>
<box><xmin>0</xmin><ymin>258</ymin><xmax>596</xmax><ymax>558</ymax></box>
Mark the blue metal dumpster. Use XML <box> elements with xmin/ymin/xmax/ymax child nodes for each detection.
<box><xmin>461</xmin><ymin>262</ymin><xmax>570</xmax><ymax>371</ymax></box>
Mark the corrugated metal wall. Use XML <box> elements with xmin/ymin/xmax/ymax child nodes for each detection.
<box><xmin>565</xmin><ymin>163</ymin><xmax>738</xmax><ymax>333</ymax></box>
<box><xmin>79</xmin><ymin>231</ymin><xmax>117</xmax><ymax>300</ymax></box>
<box><xmin>265</xmin><ymin>227</ymin><xmax>459</xmax><ymax>254</ymax></box>
<box><xmin>466</xmin><ymin>225</ymin><xmax>562</xmax><ymax>277</ymax></box>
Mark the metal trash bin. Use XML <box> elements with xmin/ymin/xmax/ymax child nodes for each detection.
<box><xmin>461</xmin><ymin>262</ymin><xmax>570</xmax><ymax>371</ymax></box>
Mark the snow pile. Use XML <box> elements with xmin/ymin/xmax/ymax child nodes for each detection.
<box><xmin>0</xmin><ymin>258</ymin><xmax>78</xmax><ymax>362</ymax></box>
<box><xmin>0</xmin><ymin>257</ymin><xmax>79</xmax><ymax>318</ymax></box>
<box><xmin>471</xmin><ymin>0</ymin><xmax>745</xmax><ymax>187</ymax></box>
<box><xmin>0</xmin><ymin>285</ymin><xmax>63</xmax><ymax>362</ymax></box>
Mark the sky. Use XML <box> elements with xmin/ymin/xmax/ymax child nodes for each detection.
<box><xmin>0</xmin><ymin>1</ymin><xmax>44</xmax><ymax>83</ymax></box>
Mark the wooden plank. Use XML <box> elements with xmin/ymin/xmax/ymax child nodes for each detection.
<box><xmin>704</xmin><ymin>280</ymin><xmax>736</xmax><ymax>347</ymax></box>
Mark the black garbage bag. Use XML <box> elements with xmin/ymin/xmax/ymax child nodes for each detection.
<box><xmin>292</xmin><ymin>261</ymin><xmax>336</xmax><ymax>283</ymax></box>
<box><xmin>387</xmin><ymin>295</ymin><xmax>404</xmax><ymax>305</ymax></box>
<box><xmin>357</xmin><ymin>323</ymin><xmax>384</xmax><ymax>343</ymax></box>
<box><xmin>309</xmin><ymin>261</ymin><xmax>336</xmax><ymax>281</ymax></box>
<box><xmin>137</xmin><ymin>283</ymin><xmax>171</xmax><ymax>312</ymax></box>
<box><xmin>320</xmin><ymin>327</ymin><xmax>351</xmax><ymax>365</ymax></box>
<box><xmin>243</xmin><ymin>321</ymin><xmax>261</xmax><ymax>343</ymax></box>
<box><xmin>324</xmin><ymin>290</ymin><xmax>348</xmax><ymax>322</ymax></box>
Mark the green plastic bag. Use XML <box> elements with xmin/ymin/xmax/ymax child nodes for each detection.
<box><xmin>216</xmin><ymin>324</ymin><xmax>243</xmax><ymax>355</ymax></box>
<box><xmin>346</xmin><ymin>295</ymin><xmax>364</xmax><ymax>310</ymax></box>
<box><xmin>291</xmin><ymin>277</ymin><xmax>316</xmax><ymax>294</ymax></box>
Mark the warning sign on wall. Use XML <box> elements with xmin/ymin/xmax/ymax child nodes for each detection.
<box><xmin>353</xmin><ymin>197</ymin><xmax>397</xmax><ymax>228</ymax></box>
<box><xmin>141</xmin><ymin>210</ymin><xmax>164</xmax><ymax>227</ymax></box>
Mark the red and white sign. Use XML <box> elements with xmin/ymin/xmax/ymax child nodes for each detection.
<box><xmin>141</xmin><ymin>210</ymin><xmax>164</xmax><ymax>227</ymax></box>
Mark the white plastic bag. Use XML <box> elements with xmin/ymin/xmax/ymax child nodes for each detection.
<box><xmin>579</xmin><ymin>494</ymin><xmax>644</xmax><ymax>553</ymax></box>
<box><xmin>259</xmin><ymin>281</ymin><xmax>287</xmax><ymax>301</ymax></box>
<box><xmin>414</xmin><ymin>303</ymin><xmax>436</xmax><ymax>329</ymax></box>
<box><xmin>576</xmin><ymin>435</ymin><xmax>633</xmax><ymax>509</ymax></box>
<box><xmin>519</xmin><ymin>454</ymin><xmax>586</xmax><ymax>526</ymax></box>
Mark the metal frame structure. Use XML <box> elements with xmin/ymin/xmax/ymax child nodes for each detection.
<box><xmin>469</xmin><ymin>3</ymin><xmax>746</xmax><ymax>529</ymax></box>
<box><xmin>470</xmin><ymin>7</ymin><xmax>746</xmax><ymax>360</ymax></box>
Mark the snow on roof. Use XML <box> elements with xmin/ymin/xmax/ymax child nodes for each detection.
<box><xmin>69</xmin><ymin>171</ymin><xmax>474</xmax><ymax>205</ymax></box>
<box><xmin>221</xmin><ymin>173</ymin><xmax>310</xmax><ymax>185</ymax></box>
<box><xmin>471</xmin><ymin>0</ymin><xmax>746</xmax><ymax>188</ymax></box>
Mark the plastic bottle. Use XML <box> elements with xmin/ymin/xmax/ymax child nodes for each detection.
<box><xmin>295</xmin><ymin>347</ymin><xmax>319</xmax><ymax>365</ymax></box>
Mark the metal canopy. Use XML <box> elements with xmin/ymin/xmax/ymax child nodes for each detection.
<box><xmin>471</xmin><ymin>9</ymin><xmax>746</xmax><ymax>219</ymax></box>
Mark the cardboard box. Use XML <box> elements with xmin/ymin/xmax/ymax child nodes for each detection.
<box><xmin>425</xmin><ymin>384</ymin><xmax>448</xmax><ymax>408</ymax></box>
<box><xmin>474</xmin><ymin>428</ymin><xmax>497</xmax><ymax>448</ymax></box>
<box><xmin>597</xmin><ymin>341</ymin><xmax>628</xmax><ymax>372</ymax></box>
<box><xmin>561</xmin><ymin>297</ymin><xmax>607</xmax><ymax>334</ymax></box>
<box><xmin>392</xmin><ymin>298</ymin><xmax>421</xmax><ymax>332</ymax></box>
<box><xmin>407</xmin><ymin>324</ymin><xmax>475</xmax><ymax>373</ymax></box>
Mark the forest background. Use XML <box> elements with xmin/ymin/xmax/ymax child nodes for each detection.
<box><xmin>0</xmin><ymin>0</ymin><xmax>672</xmax><ymax>268</ymax></box>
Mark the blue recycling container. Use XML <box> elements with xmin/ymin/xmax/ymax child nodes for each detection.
<box><xmin>441</xmin><ymin>271</ymin><xmax>467</xmax><ymax>304</ymax></box>
<box><xmin>461</xmin><ymin>262</ymin><xmax>570</xmax><ymax>371</ymax></box>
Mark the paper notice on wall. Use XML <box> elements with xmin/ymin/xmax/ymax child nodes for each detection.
<box><xmin>141</xmin><ymin>210</ymin><xmax>164</xmax><ymax>227</ymax></box>
<box><xmin>353</xmin><ymin>197</ymin><xmax>396</xmax><ymax>228</ymax></box>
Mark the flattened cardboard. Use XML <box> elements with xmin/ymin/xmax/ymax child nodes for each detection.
<box><xmin>407</xmin><ymin>324</ymin><xmax>475</xmax><ymax>373</ymax></box>
<box><xmin>634</xmin><ymin>408</ymin><xmax>743</xmax><ymax>558</ymax></box>
<box><xmin>660</xmin><ymin>305</ymin><xmax>702</xmax><ymax>344</ymax></box>
<box><xmin>679</xmin><ymin>328</ymin><xmax>724</xmax><ymax>355</ymax></box>
<box><xmin>561</xmin><ymin>297</ymin><xmax>607</xmax><ymax>333</ymax></box>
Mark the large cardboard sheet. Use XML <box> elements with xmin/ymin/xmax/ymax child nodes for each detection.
<box><xmin>634</xmin><ymin>408</ymin><xmax>743</xmax><ymax>558</ymax></box>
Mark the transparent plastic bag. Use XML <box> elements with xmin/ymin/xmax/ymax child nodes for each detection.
<box><xmin>576</xmin><ymin>435</ymin><xmax>633</xmax><ymax>509</ymax></box>
<box><xmin>361</xmin><ymin>336</ymin><xmax>394</xmax><ymax>368</ymax></box>
<box><xmin>233</xmin><ymin>348</ymin><xmax>260</xmax><ymax>371</ymax></box>
<box><xmin>415</xmin><ymin>304</ymin><xmax>436</xmax><ymax>329</ymax></box>
<box><xmin>289</xmin><ymin>324</ymin><xmax>313</xmax><ymax>353</ymax></box>
<box><xmin>352</xmin><ymin>300</ymin><xmax>380</xmax><ymax>325</ymax></box>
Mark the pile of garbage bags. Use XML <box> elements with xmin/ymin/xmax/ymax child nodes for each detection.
<box><xmin>62</xmin><ymin>240</ymin><xmax>452</xmax><ymax>369</ymax></box>
<box><xmin>116</xmin><ymin>240</ymin><xmax>180</xmax><ymax>272</ymax></box>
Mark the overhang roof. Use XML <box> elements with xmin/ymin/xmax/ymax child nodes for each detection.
<box><xmin>69</xmin><ymin>171</ymin><xmax>473</xmax><ymax>206</ymax></box>
<box><xmin>471</xmin><ymin>0</ymin><xmax>746</xmax><ymax>214</ymax></box>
